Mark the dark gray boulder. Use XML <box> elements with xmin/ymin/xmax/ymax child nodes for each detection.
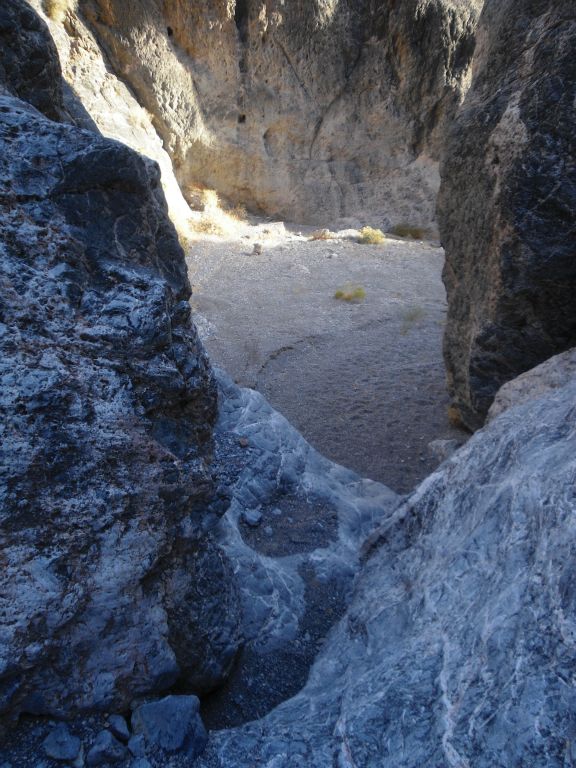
<box><xmin>42</xmin><ymin>723</ymin><xmax>81</xmax><ymax>762</ymax></box>
<box><xmin>0</xmin><ymin>2</ymin><xmax>240</xmax><ymax>719</ymax></box>
<box><xmin>438</xmin><ymin>0</ymin><xmax>576</xmax><ymax>429</ymax></box>
<box><xmin>131</xmin><ymin>695</ymin><xmax>207</xmax><ymax>759</ymax></box>
<box><xmin>86</xmin><ymin>730</ymin><xmax>128</xmax><ymax>766</ymax></box>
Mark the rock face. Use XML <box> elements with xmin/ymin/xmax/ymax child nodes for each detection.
<box><xmin>0</xmin><ymin>1</ymin><xmax>240</xmax><ymax>719</ymax></box>
<box><xmin>0</xmin><ymin>0</ymin><xmax>64</xmax><ymax>120</ymax></box>
<box><xmin>27</xmin><ymin>0</ymin><xmax>196</xmax><ymax>237</ymax></box>
<box><xmin>200</xmin><ymin>361</ymin><xmax>576</xmax><ymax>768</ymax></box>
<box><xmin>488</xmin><ymin>347</ymin><xmax>576</xmax><ymax>423</ymax></box>
<box><xmin>58</xmin><ymin>0</ymin><xmax>483</xmax><ymax>229</ymax></box>
<box><xmin>438</xmin><ymin>0</ymin><xmax>576</xmax><ymax>429</ymax></box>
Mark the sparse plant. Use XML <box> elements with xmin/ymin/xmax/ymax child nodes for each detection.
<box><xmin>358</xmin><ymin>226</ymin><xmax>386</xmax><ymax>245</ymax></box>
<box><xmin>44</xmin><ymin>0</ymin><xmax>74</xmax><ymax>22</ymax></box>
<box><xmin>391</xmin><ymin>223</ymin><xmax>427</xmax><ymax>240</ymax></box>
<box><xmin>184</xmin><ymin>188</ymin><xmax>247</xmax><ymax>238</ymax></box>
<box><xmin>447</xmin><ymin>405</ymin><xmax>466</xmax><ymax>429</ymax></box>
<box><xmin>310</xmin><ymin>229</ymin><xmax>335</xmax><ymax>241</ymax></box>
<box><xmin>193</xmin><ymin>216</ymin><xmax>225</xmax><ymax>236</ymax></box>
<box><xmin>334</xmin><ymin>284</ymin><xmax>366</xmax><ymax>302</ymax></box>
<box><xmin>229</xmin><ymin>203</ymin><xmax>248</xmax><ymax>221</ymax></box>
<box><xmin>400</xmin><ymin>305</ymin><xmax>425</xmax><ymax>334</ymax></box>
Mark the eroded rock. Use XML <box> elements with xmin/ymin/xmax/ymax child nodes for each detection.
<box><xmin>86</xmin><ymin>730</ymin><xmax>128</xmax><ymax>766</ymax></box>
<box><xmin>51</xmin><ymin>0</ymin><xmax>483</xmax><ymax>229</ymax></box>
<box><xmin>131</xmin><ymin>695</ymin><xmax>207</xmax><ymax>759</ymax></box>
<box><xmin>0</xmin><ymin>1</ymin><xmax>240</xmax><ymax>719</ymax></box>
<box><xmin>0</xmin><ymin>0</ymin><xmax>64</xmax><ymax>119</ymax></box>
<box><xmin>488</xmin><ymin>347</ymin><xmax>576</xmax><ymax>423</ymax></box>
<box><xmin>438</xmin><ymin>0</ymin><xmax>576</xmax><ymax>429</ymax></box>
<box><xmin>42</xmin><ymin>723</ymin><xmax>81</xmax><ymax>762</ymax></box>
<box><xmin>199</xmin><ymin>354</ymin><xmax>576</xmax><ymax>768</ymax></box>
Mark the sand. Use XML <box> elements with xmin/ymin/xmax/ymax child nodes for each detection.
<box><xmin>186</xmin><ymin>219</ymin><xmax>467</xmax><ymax>494</ymax></box>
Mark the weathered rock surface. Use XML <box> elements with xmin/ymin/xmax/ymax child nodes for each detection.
<box><xmin>0</xmin><ymin>1</ymin><xmax>239</xmax><ymax>719</ymax></box>
<box><xmin>0</xmin><ymin>0</ymin><xmax>64</xmax><ymax>120</ymax></box>
<box><xmin>199</xmin><ymin>359</ymin><xmax>576</xmax><ymax>767</ymax></box>
<box><xmin>51</xmin><ymin>0</ymin><xmax>482</xmax><ymax>230</ymax></box>
<box><xmin>42</xmin><ymin>723</ymin><xmax>81</xmax><ymax>762</ymax></box>
<box><xmin>488</xmin><ymin>347</ymin><xmax>576</xmax><ymax>423</ymax></box>
<box><xmin>438</xmin><ymin>0</ymin><xmax>576</xmax><ymax>429</ymax></box>
<box><xmin>27</xmin><ymin>0</ymin><xmax>196</xmax><ymax>236</ymax></box>
<box><xmin>86</xmin><ymin>730</ymin><xmax>128</xmax><ymax>766</ymax></box>
<box><xmin>132</xmin><ymin>695</ymin><xmax>207</xmax><ymax>759</ymax></box>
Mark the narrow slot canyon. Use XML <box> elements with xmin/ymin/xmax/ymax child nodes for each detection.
<box><xmin>1</xmin><ymin>1</ymin><xmax>575</xmax><ymax>767</ymax></box>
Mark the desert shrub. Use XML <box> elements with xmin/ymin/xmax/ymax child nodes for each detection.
<box><xmin>391</xmin><ymin>223</ymin><xmax>427</xmax><ymax>240</ymax></box>
<box><xmin>334</xmin><ymin>285</ymin><xmax>366</xmax><ymax>302</ymax></box>
<box><xmin>358</xmin><ymin>226</ymin><xmax>385</xmax><ymax>245</ymax></box>
<box><xmin>310</xmin><ymin>229</ymin><xmax>335</xmax><ymax>241</ymax></box>
<box><xmin>185</xmin><ymin>189</ymin><xmax>244</xmax><ymax>237</ymax></box>
<box><xmin>400</xmin><ymin>306</ymin><xmax>425</xmax><ymax>334</ymax></box>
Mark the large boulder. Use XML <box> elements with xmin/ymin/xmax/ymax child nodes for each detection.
<box><xmin>68</xmin><ymin>0</ymin><xmax>482</xmax><ymax>229</ymax></box>
<box><xmin>438</xmin><ymin>0</ymin><xmax>576</xmax><ymax>429</ymax></box>
<box><xmin>0</xmin><ymin>1</ymin><xmax>240</xmax><ymax>719</ymax></box>
<box><xmin>199</xmin><ymin>356</ymin><xmax>576</xmax><ymax>767</ymax></box>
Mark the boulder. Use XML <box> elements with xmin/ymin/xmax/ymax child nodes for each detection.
<box><xmin>108</xmin><ymin>714</ymin><xmax>130</xmax><ymax>743</ymax></box>
<box><xmin>86</xmin><ymin>730</ymin><xmax>128</xmax><ymax>766</ymax></box>
<box><xmin>200</xmin><ymin>352</ymin><xmax>576</xmax><ymax>767</ymax></box>
<box><xmin>488</xmin><ymin>347</ymin><xmax>576</xmax><ymax>422</ymax></box>
<box><xmin>42</xmin><ymin>723</ymin><xmax>81</xmax><ymax>762</ymax></box>
<box><xmin>438</xmin><ymin>0</ymin><xmax>576</xmax><ymax>429</ymax></box>
<box><xmin>0</xmin><ymin>0</ymin><xmax>64</xmax><ymax>119</ymax></box>
<box><xmin>0</xmin><ymin>1</ymin><xmax>240</xmax><ymax>719</ymax></box>
<box><xmin>131</xmin><ymin>695</ymin><xmax>208</xmax><ymax>759</ymax></box>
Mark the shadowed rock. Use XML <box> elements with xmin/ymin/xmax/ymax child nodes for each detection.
<box><xmin>0</xmin><ymin>1</ymin><xmax>240</xmax><ymax>719</ymax></box>
<box><xmin>0</xmin><ymin>0</ymin><xmax>64</xmax><ymax>119</ymax></box>
<box><xmin>438</xmin><ymin>0</ymin><xmax>576</xmax><ymax>429</ymax></box>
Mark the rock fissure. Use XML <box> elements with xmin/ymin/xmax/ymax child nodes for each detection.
<box><xmin>1</xmin><ymin>1</ymin><xmax>575</xmax><ymax>767</ymax></box>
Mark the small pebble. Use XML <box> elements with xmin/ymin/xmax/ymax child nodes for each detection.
<box><xmin>86</xmin><ymin>730</ymin><xmax>128</xmax><ymax>766</ymax></box>
<box><xmin>242</xmin><ymin>508</ymin><xmax>263</xmax><ymax>527</ymax></box>
<box><xmin>108</xmin><ymin>714</ymin><xmax>130</xmax><ymax>743</ymax></box>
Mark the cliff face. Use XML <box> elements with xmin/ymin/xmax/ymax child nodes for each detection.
<box><xmin>0</xmin><ymin>0</ymin><xmax>239</xmax><ymax>718</ymax></box>
<box><xmin>438</xmin><ymin>0</ymin><xmax>576</xmax><ymax>429</ymax></box>
<box><xmin>51</xmin><ymin>0</ymin><xmax>482</xmax><ymax>230</ymax></box>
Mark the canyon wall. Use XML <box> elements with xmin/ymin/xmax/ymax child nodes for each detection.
<box><xmin>1</xmin><ymin>3</ymin><xmax>574</xmax><ymax>766</ymax></box>
<box><xmin>438</xmin><ymin>0</ymin><xmax>576</xmax><ymax>429</ymax></box>
<box><xmin>0</xmin><ymin>0</ymin><xmax>240</xmax><ymax>718</ymax></box>
<box><xmin>42</xmin><ymin>0</ymin><xmax>482</xmax><ymax>230</ymax></box>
